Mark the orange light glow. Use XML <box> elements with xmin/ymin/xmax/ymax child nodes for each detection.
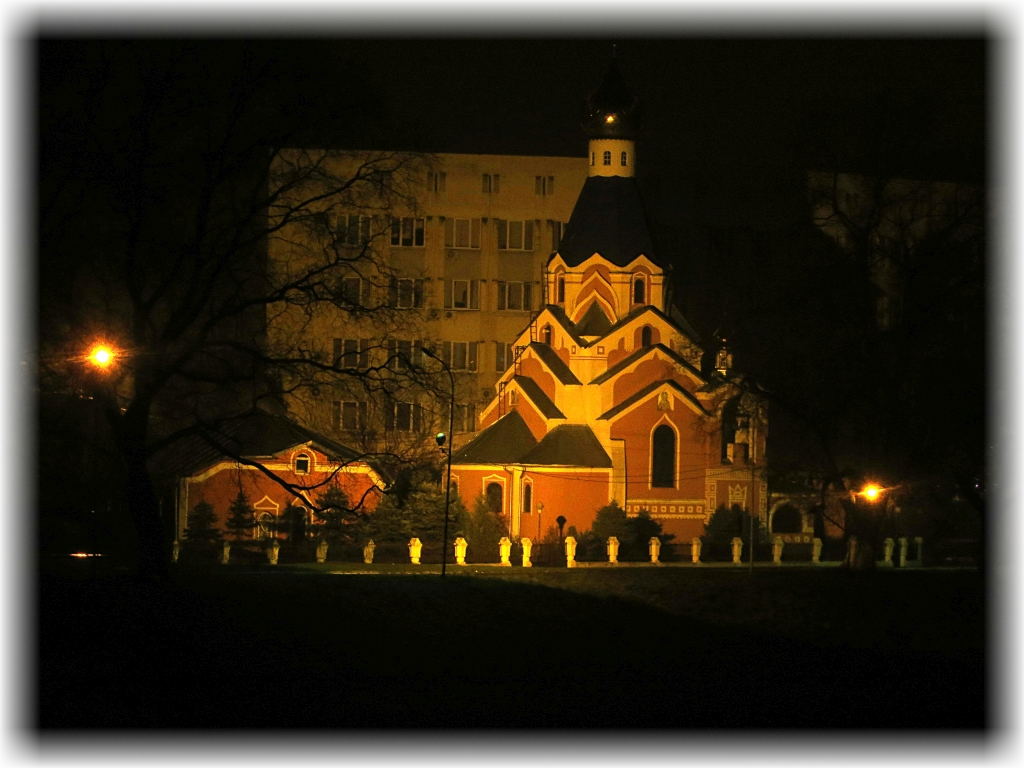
<box><xmin>605</xmin><ymin>114</ymin><xmax>616</xmax><ymax>123</ymax></box>
<box><xmin>88</xmin><ymin>345</ymin><xmax>116</xmax><ymax>368</ymax></box>
<box><xmin>862</xmin><ymin>484</ymin><xmax>882</xmax><ymax>501</ymax></box>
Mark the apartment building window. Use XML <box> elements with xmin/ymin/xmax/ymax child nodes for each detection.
<box><xmin>385</xmin><ymin>339</ymin><xmax>424</xmax><ymax>370</ymax></box>
<box><xmin>535</xmin><ymin>176</ymin><xmax>555</xmax><ymax>195</ymax></box>
<box><xmin>389</xmin><ymin>277</ymin><xmax>425</xmax><ymax>309</ymax></box>
<box><xmin>333</xmin><ymin>338</ymin><xmax>370</xmax><ymax>369</ymax></box>
<box><xmin>391</xmin><ymin>217</ymin><xmax>425</xmax><ymax>247</ymax></box>
<box><xmin>333</xmin><ymin>400</ymin><xmax>368</xmax><ymax>431</ymax></box>
<box><xmin>444</xmin><ymin>218</ymin><xmax>481</xmax><ymax>249</ymax></box>
<box><xmin>482</xmin><ymin>173</ymin><xmax>500</xmax><ymax>193</ymax></box>
<box><xmin>337</xmin><ymin>276</ymin><xmax>371</xmax><ymax>308</ymax></box>
<box><xmin>495</xmin><ymin>341</ymin><xmax>514</xmax><ymax>372</ymax></box>
<box><xmin>550</xmin><ymin>221</ymin><xmax>568</xmax><ymax>252</ymax></box>
<box><xmin>446</xmin><ymin>279</ymin><xmax>480</xmax><ymax>310</ymax></box>
<box><xmin>496</xmin><ymin>220</ymin><xmax>534</xmax><ymax>251</ymax></box>
<box><xmin>441</xmin><ymin>341</ymin><xmax>478</xmax><ymax>372</ymax></box>
<box><xmin>338</xmin><ymin>214</ymin><xmax>371</xmax><ymax>246</ymax></box>
<box><xmin>385</xmin><ymin>400</ymin><xmax>423</xmax><ymax>432</ymax></box>
<box><xmin>427</xmin><ymin>171</ymin><xmax>447</xmax><ymax>192</ymax></box>
<box><xmin>451</xmin><ymin>403</ymin><xmax>477</xmax><ymax>434</ymax></box>
<box><xmin>603</xmin><ymin>151</ymin><xmax>611</xmax><ymax>166</ymax></box>
<box><xmin>496</xmin><ymin>281</ymin><xmax>533</xmax><ymax>311</ymax></box>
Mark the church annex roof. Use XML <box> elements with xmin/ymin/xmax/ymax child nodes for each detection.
<box><xmin>520</xmin><ymin>424</ymin><xmax>613</xmax><ymax>467</ymax></box>
<box><xmin>512</xmin><ymin>375</ymin><xmax>566</xmax><ymax>419</ymax></box>
<box><xmin>451</xmin><ymin>409</ymin><xmax>538</xmax><ymax>465</ymax></box>
<box><xmin>589</xmin><ymin>342</ymin><xmax>705</xmax><ymax>386</ymax></box>
<box><xmin>574</xmin><ymin>300</ymin><xmax>615</xmax><ymax>337</ymax></box>
<box><xmin>153</xmin><ymin>409</ymin><xmax>369</xmax><ymax>480</ymax></box>
<box><xmin>556</xmin><ymin>176</ymin><xmax>658</xmax><ymax>268</ymax></box>
<box><xmin>597</xmin><ymin>379</ymin><xmax>709</xmax><ymax>421</ymax></box>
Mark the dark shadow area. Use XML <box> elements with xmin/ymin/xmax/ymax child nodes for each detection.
<box><xmin>35</xmin><ymin>570</ymin><xmax>984</xmax><ymax>729</ymax></box>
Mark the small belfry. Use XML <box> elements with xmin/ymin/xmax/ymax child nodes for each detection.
<box><xmin>449</xmin><ymin>59</ymin><xmax>769</xmax><ymax>543</ymax></box>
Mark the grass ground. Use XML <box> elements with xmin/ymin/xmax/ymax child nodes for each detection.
<box><xmin>35</xmin><ymin>561</ymin><xmax>986</xmax><ymax>729</ymax></box>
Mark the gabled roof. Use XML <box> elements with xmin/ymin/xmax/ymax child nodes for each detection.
<box><xmin>512</xmin><ymin>375</ymin><xmax>565</xmax><ymax>419</ymax></box>
<box><xmin>528</xmin><ymin>342</ymin><xmax>582</xmax><ymax>385</ymax></box>
<box><xmin>153</xmin><ymin>409</ymin><xmax>367</xmax><ymax>480</ymax></box>
<box><xmin>558</xmin><ymin>176</ymin><xmax>658</xmax><ymax>267</ymax></box>
<box><xmin>451</xmin><ymin>409</ymin><xmax>538</xmax><ymax>465</ymax></box>
<box><xmin>589</xmin><ymin>343</ymin><xmax>705</xmax><ymax>386</ymax></box>
<box><xmin>520</xmin><ymin>425</ymin><xmax>613</xmax><ymax>467</ymax></box>
<box><xmin>597</xmin><ymin>304</ymin><xmax>700</xmax><ymax>347</ymax></box>
<box><xmin>598</xmin><ymin>379</ymin><xmax>709</xmax><ymax>421</ymax></box>
<box><xmin>540</xmin><ymin>304</ymin><xmax>588</xmax><ymax>347</ymax></box>
<box><xmin>574</xmin><ymin>300</ymin><xmax>615</xmax><ymax>336</ymax></box>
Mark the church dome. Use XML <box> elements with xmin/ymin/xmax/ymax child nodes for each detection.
<box><xmin>581</xmin><ymin>58</ymin><xmax>643</xmax><ymax>139</ymax></box>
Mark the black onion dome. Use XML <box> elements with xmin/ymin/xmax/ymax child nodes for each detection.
<box><xmin>581</xmin><ymin>59</ymin><xmax>643</xmax><ymax>139</ymax></box>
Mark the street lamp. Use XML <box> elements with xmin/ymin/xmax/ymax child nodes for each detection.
<box><xmin>87</xmin><ymin>343</ymin><xmax>118</xmax><ymax>370</ymax></box>
<box><xmin>84</xmin><ymin>342</ymin><xmax>118</xmax><ymax>574</ymax></box>
<box><xmin>860</xmin><ymin>483</ymin><xmax>883</xmax><ymax>502</ymax></box>
<box><xmin>422</xmin><ymin>347</ymin><xmax>455</xmax><ymax>577</ymax></box>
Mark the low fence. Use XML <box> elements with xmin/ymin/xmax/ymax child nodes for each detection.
<box><xmin>175</xmin><ymin>534</ymin><xmax>965</xmax><ymax>568</ymax></box>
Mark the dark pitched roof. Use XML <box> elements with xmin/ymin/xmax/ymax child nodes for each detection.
<box><xmin>512</xmin><ymin>375</ymin><xmax>565</xmax><ymax>419</ymax></box>
<box><xmin>574</xmin><ymin>300</ymin><xmax>615</xmax><ymax>336</ymax></box>
<box><xmin>540</xmin><ymin>304</ymin><xmax>588</xmax><ymax>347</ymax></box>
<box><xmin>598</xmin><ymin>379</ymin><xmax>709</xmax><ymax>421</ymax></box>
<box><xmin>599</xmin><ymin>304</ymin><xmax>701</xmax><ymax>347</ymax></box>
<box><xmin>528</xmin><ymin>341</ymin><xmax>582</xmax><ymax>385</ymax></box>
<box><xmin>152</xmin><ymin>410</ymin><xmax>367</xmax><ymax>480</ymax></box>
<box><xmin>520</xmin><ymin>425</ymin><xmax>613</xmax><ymax>467</ymax></box>
<box><xmin>451</xmin><ymin>410</ymin><xmax>538</xmax><ymax>465</ymax></box>
<box><xmin>557</xmin><ymin>176</ymin><xmax>658</xmax><ymax>268</ymax></box>
<box><xmin>589</xmin><ymin>343</ymin><xmax>705</xmax><ymax>386</ymax></box>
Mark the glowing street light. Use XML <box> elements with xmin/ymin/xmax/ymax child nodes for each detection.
<box><xmin>861</xmin><ymin>484</ymin><xmax>883</xmax><ymax>501</ymax></box>
<box><xmin>87</xmin><ymin>344</ymin><xmax>117</xmax><ymax>369</ymax></box>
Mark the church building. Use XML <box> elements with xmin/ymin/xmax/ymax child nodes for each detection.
<box><xmin>449</xmin><ymin>60</ymin><xmax>768</xmax><ymax>542</ymax></box>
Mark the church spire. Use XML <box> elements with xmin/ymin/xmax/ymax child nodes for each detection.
<box><xmin>582</xmin><ymin>56</ymin><xmax>642</xmax><ymax>178</ymax></box>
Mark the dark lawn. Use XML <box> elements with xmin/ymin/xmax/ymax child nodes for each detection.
<box><xmin>35</xmin><ymin>564</ymin><xmax>986</xmax><ymax>729</ymax></box>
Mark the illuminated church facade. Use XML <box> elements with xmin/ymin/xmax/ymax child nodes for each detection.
<box><xmin>450</xmin><ymin>61</ymin><xmax>767</xmax><ymax>542</ymax></box>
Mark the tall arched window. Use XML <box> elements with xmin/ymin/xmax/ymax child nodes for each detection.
<box><xmin>620</xmin><ymin>151</ymin><xmax>628</xmax><ymax>166</ymax></box>
<box><xmin>651</xmin><ymin>425</ymin><xmax>676</xmax><ymax>488</ymax></box>
<box><xmin>486</xmin><ymin>482</ymin><xmax>503</xmax><ymax>515</ymax></box>
<box><xmin>522</xmin><ymin>483</ymin><xmax>532</xmax><ymax>515</ymax></box>
<box><xmin>603</xmin><ymin>150</ymin><xmax>611</xmax><ymax>166</ymax></box>
<box><xmin>634</xmin><ymin>277</ymin><xmax>645</xmax><ymax>304</ymax></box>
<box><xmin>641</xmin><ymin>326</ymin><xmax>653</xmax><ymax>347</ymax></box>
<box><xmin>543</xmin><ymin>325</ymin><xmax>552</xmax><ymax>345</ymax></box>
<box><xmin>557</xmin><ymin>276</ymin><xmax>565</xmax><ymax>303</ymax></box>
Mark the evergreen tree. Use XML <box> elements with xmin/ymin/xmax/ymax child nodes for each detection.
<box><xmin>701</xmin><ymin>504</ymin><xmax>769</xmax><ymax>561</ymax></box>
<box><xmin>313</xmin><ymin>483</ymin><xmax>358</xmax><ymax>544</ymax></box>
<box><xmin>225</xmin><ymin>490</ymin><xmax>256</xmax><ymax>542</ymax></box>
<box><xmin>624</xmin><ymin>508</ymin><xmax>675</xmax><ymax>561</ymax></box>
<box><xmin>455</xmin><ymin>494</ymin><xmax>505</xmax><ymax>562</ymax></box>
<box><xmin>364</xmin><ymin>483</ymin><xmax>467</xmax><ymax>547</ymax></box>
<box><xmin>184</xmin><ymin>501</ymin><xmax>221</xmax><ymax>545</ymax></box>
<box><xmin>592</xmin><ymin>500</ymin><xmax>631</xmax><ymax>544</ymax></box>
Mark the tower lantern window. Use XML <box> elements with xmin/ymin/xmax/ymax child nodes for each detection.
<box><xmin>603</xmin><ymin>151</ymin><xmax>611</xmax><ymax>166</ymax></box>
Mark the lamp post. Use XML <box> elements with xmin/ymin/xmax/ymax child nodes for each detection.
<box><xmin>422</xmin><ymin>346</ymin><xmax>455</xmax><ymax>577</ymax></box>
<box><xmin>84</xmin><ymin>342</ymin><xmax>118</xmax><ymax>575</ymax></box>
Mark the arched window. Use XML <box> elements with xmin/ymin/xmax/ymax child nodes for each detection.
<box><xmin>771</xmin><ymin>505</ymin><xmax>803</xmax><ymax>534</ymax></box>
<box><xmin>522</xmin><ymin>483</ymin><xmax>532</xmax><ymax>515</ymax></box>
<box><xmin>603</xmin><ymin>150</ymin><xmax>611</xmax><ymax>166</ymax></box>
<box><xmin>641</xmin><ymin>326</ymin><xmax>652</xmax><ymax>347</ymax></box>
<box><xmin>486</xmin><ymin>482</ymin><xmax>503</xmax><ymax>515</ymax></box>
<box><xmin>651</xmin><ymin>425</ymin><xmax>675</xmax><ymax>488</ymax></box>
<box><xmin>557</xmin><ymin>276</ymin><xmax>565</xmax><ymax>303</ymax></box>
<box><xmin>543</xmin><ymin>325</ymin><xmax>552</xmax><ymax>345</ymax></box>
<box><xmin>620</xmin><ymin>151</ymin><xmax>628</xmax><ymax>166</ymax></box>
<box><xmin>634</xmin><ymin>277</ymin><xmax>645</xmax><ymax>304</ymax></box>
<box><xmin>295</xmin><ymin>453</ymin><xmax>310</xmax><ymax>474</ymax></box>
